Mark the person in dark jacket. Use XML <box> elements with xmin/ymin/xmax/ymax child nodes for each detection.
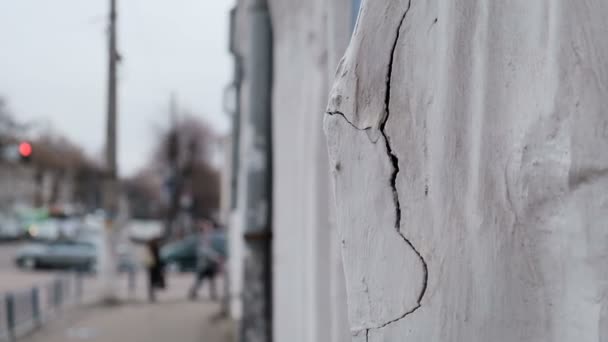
<box><xmin>146</xmin><ymin>238</ymin><xmax>165</xmax><ymax>302</ymax></box>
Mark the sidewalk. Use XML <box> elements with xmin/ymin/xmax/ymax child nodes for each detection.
<box><xmin>0</xmin><ymin>270</ymin><xmax>53</xmax><ymax>293</ymax></box>
<box><xmin>20</xmin><ymin>274</ymin><xmax>233</xmax><ymax>342</ymax></box>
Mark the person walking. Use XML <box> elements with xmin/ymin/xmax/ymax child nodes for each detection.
<box><xmin>144</xmin><ymin>238</ymin><xmax>165</xmax><ymax>302</ymax></box>
<box><xmin>188</xmin><ymin>220</ymin><xmax>226</xmax><ymax>300</ymax></box>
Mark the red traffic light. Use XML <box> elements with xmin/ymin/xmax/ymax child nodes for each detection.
<box><xmin>19</xmin><ymin>142</ymin><xmax>32</xmax><ymax>157</ymax></box>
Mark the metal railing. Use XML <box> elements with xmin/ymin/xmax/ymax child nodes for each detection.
<box><xmin>0</xmin><ymin>273</ymin><xmax>83</xmax><ymax>342</ymax></box>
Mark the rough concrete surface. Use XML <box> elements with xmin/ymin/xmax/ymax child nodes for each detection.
<box><xmin>325</xmin><ymin>0</ymin><xmax>608</xmax><ymax>340</ymax></box>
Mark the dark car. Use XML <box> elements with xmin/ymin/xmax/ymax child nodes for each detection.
<box><xmin>160</xmin><ymin>233</ymin><xmax>227</xmax><ymax>273</ymax></box>
<box><xmin>15</xmin><ymin>240</ymin><xmax>96</xmax><ymax>271</ymax></box>
<box><xmin>160</xmin><ymin>236</ymin><xmax>197</xmax><ymax>272</ymax></box>
<box><xmin>15</xmin><ymin>238</ymin><xmax>136</xmax><ymax>273</ymax></box>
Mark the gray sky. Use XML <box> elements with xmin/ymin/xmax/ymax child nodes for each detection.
<box><xmin>0</xmin><ymin>0</ymin><xmax>232</xmax><ymax>176</ymax></box>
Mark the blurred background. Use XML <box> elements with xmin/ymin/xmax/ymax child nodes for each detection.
<box><xmin>0</xmin><ymin>0</ymin><xmax>357</xmax><ymax>341</ymax></box>
<box><xmin>0</xmin><ymin>1</ymin><xmax>232</xmax><ymax>341</ymax></box>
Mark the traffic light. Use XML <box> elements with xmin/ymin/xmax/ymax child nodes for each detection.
<box><xmin>18</xmin><ymin>141</ymin><xmax>32</xmax><ymax>162</ymax></box>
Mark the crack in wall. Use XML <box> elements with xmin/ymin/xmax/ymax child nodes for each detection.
<box><xmin>376</xmin><ymin>0</ymin><xmax>428</xmax><ymax>329</ymax></box>
<box><xmin>326</xmin><ymin>110</ymin><xmax>372</xmax><ymax>132</ymax></box>
<box><xmin>326</xmin><ymin>110</ymin><xmax>382</xmax><ymax>144</ymax></box>
<box><xmin>328</xmin><ymin>0</ymin><xmax>429</xmax><ymax>335</ymax></box>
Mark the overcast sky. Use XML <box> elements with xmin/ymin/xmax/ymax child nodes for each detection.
<box><xmin>0</xmin><ymin>0</ymin><xmax>232</xmax><ymax>176</ymax></box>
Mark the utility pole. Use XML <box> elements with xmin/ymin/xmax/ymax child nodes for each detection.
<box><xmin>165</xmin><ymin>94</ymin><xmax>180</xmax><ymax>239</ymax></box>
<box><xmin>240</xmin><ymin>0</ymin><xmax>273</xmax><ymax>341</ymax></box>
<box><xmin>101</xmin><ymin>0</ymin><xmax>120</xmax><ymax>303</ymax></box>
<box><xmin>107</xmin><ymin>0</ymin><xmax>118</xmax><ymax>176</ymax></box>
<box><xmin>227</xmin><ymin>7</ymin><xmax>243</xmax><ymax>210</ymax></box>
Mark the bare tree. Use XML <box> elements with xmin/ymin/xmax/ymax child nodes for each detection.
<box><xmin>128</xmin><ymin>113</ymin><xmax>220</xmax><ymax>224</ymax></box>
<box><xmin>151</xmin><ymin>113</ymin><xmax>218</xmax><ymax>168</ymax></box>
<box><xmin>29</xmin><ymin>132</ymin><xmax>102</xmax><ymax>207</ymax></box>
<box><xmin>123</xmin><ymin>166</ymin><xmax>163</xmax><ymax>219</ymax></box>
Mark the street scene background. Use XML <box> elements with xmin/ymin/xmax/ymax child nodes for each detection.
<box><xmin>0</xmin><ymin>0</ymin><xmax>234</xmax><ymax>341</ymax></box>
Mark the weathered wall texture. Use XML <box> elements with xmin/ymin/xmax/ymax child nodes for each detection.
<box><xmin>228</xmin><ymin>0</ymin><xmax>250</xmax><ymax>321</ymax></box>
<box><xmin>229</xmin><ymin>0</ymin><xmax>351</xmax><ymax>340</ymax></box>
<box><xmin>269</xmin><ymin>0</ymin><xmax>351</xmax><ymax>341</ymax></box>
<box><xmin>325</xmin><ymin>0</ymin><xmax>608</xmax><ymax>340</ymax></box>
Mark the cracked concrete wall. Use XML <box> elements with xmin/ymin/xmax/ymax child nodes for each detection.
<box><xmin>325</xmin><ymin>0</ymin><xmax>608</xmax><ymax>341</ymax></box>
<box><xmin>268</xmin><ymin>0</ymin><xmax>351</xmax><ymax>341</ymax></box>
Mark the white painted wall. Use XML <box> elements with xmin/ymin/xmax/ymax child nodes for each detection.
<box><xmin>219</xmin><ymin>135</ymin><xmax>243</xmax><ymax>318</ymax></box>
<box><xmin>228</xmin><ymin>209</ymin><xmax>244</xmax><ymax>319</ymax></box>
<box><xmin>269</xmin><ymin>0</ymin><xmax>331</xmax><ymax>339</ymax></box>
<box><xmin>325</xmin><ymin>0</ymin><xmax>608</xmax><ymax>340</ymax></box>
<box><xmin>228</xmin><ymin>0</ymin><xmax>352</xmax><ymax>340</ymax></box>
<box><xmin>227</xmin><ymin>0</ymin><xmax>250</xmax><ymax>323</ymax></box>
<box><xmin>326</xmin><ymin>1</ymin><xmax>353</xmax><ymax>340</ymax></box>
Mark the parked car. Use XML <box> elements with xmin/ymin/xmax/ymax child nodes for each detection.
<box><xmin>15</xmin><ymin>240</ymin><xmax>96</xmax><ymax>271</ymax></box>
<box><xmin>160</xmin><ymin>233</ymin><xmax>226</xmax><ymax>273</ymax></box>
<box><xmin>15</xmin><ymin>238</ymin><xmax>136</xmax><ymax>273</ymax></box>
<box><xmin>160</xmin><ymin>236</ymin><xmax>197</xmax><ymax>272</ymax></box>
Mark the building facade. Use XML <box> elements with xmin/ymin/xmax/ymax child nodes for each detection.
<box><xmin>226</xmin><ymin>0</ymin><xmax>356</xmax><ymax>341</ymax></box>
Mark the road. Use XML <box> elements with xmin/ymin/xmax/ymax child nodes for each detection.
<box><xmin>0</xmin><ymin>219</ymin><xmax>141</xmax><ymax>295</ymax></box>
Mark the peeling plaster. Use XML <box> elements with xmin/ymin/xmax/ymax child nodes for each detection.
<box><xmin>327</xmin><ymin>108</ymin><xmax>430</xmax><ymax>330</ymax></box>
<box><xmin>324</xmin><ymin>111</ymin><xmax>427</xmax><ymax>331</ymax></box>
<box><xmin>326</xmin><ymin>111</ymin><xmax>371</xmax><ymax>132</ymax></box>
<box><xmin>327</xmin><ymin>0</ymin><xmax>428</xmax><ymax>331</ymax></box>
<box><xmin>377</xmin><ymin>0</ymin><xmax>428</xmax><ymax>323</ymax></box>
<box><xmin>325</xmin><ymin>0</ymin><xmax>608</xmax><ymax>340</ymax></box>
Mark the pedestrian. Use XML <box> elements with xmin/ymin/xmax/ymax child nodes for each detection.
<box><xmin>188</xmin><ymin>219</ymin><xmax>226</xmax><ymax>300</ymax></box>
<box><xmin>144</xmin><ymin>238</ymin><xmax>165</xmax><ymax>302</ymax></box>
